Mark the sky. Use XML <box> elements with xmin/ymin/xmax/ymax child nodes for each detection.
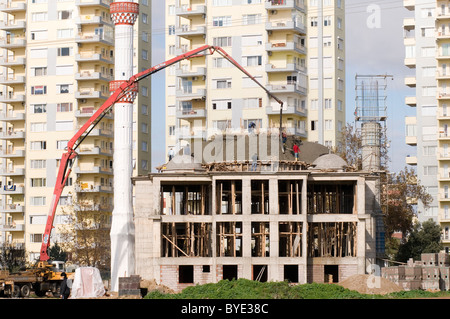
<box><xmin>150</xmin><ymin>0</ymin><xmax>414</xmax><ymax>173</ymax></box>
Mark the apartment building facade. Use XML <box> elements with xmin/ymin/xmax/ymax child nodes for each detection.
<box><xmin>165</xmin><ymin>0</ymin><xmax>346</xmax><ymax>158</ymax></box>
<box><xmin>404</xmin><ymin>0</ymin><xmax>450</xmax><ymax>251</ymax></box>
<box><xmin>0</xmin><ymin>0</ymin><xmax>152</xmax><ymax>261</ymax></box>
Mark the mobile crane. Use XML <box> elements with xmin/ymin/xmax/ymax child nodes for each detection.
<box><xmin>0</xmin><ymin>45</ymin><xmax>284</xmax><ymax>297</ymax></box>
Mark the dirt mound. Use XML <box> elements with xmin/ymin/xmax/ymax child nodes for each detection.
<box><xmin>140</xmin><ymin>279</ymin><xmax>175</xmax><ymax>295</ymax></box>
<box><xmin>338</xmin><ymin>274</ymin><xmax>403</xmax><ymax>295</ymax></box>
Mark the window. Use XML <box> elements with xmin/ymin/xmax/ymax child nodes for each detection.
<box><xmin>31</xmin><ymin>30</ymin><xmax>48</xmax><ymax>40</ymax></box>
<box><xmin>31</xmin><ymin>178</ymin><xmax>46</xmax><ymax>188</ymax></box>
<box><xmin>243</xmin><ymin>56</ymin><xmax>262</xmax><ymax>67</ymax></box>
<box><xmin>141</xmin><ymin>122</ymin><xmax>148</xmax><ymax>133</ymax></box>
<box><xmin>57</xmin><ymin>29</ymin><xmax>73</xmax><ymax>38</ymax></box>
<box><xmin>325</xmin><ymin>120</ymin><xmax>333</xmax><ymax>130</ymax></box>
<box><xmin>168</xmin><ymin>25</ymin><xmax>175</xmax><ymax>35</ymax></box>
<box><xmin>57</xmin><ymin>103</ymin><xmax>73</xmax><ymax>112</ymax></box>
<box><xmin>57</xmin><ymin>140</ymin><xmax>68</xmax><ymax>149</ymax></box>
<box><xmin>141</xmin><ymin>160</ymin><xmax>148</xmax><ymax>170</ymax></box>
<box><xmin>213</xmin><ymin>57</ymin><xmax>232</xmax><ymax>68</ymax></box>
<box><xmin>56</xmin><ymin>65</ymin><xmax>73</xmax><ymax>75</ymax></box>
<box><xmin>142</xmin><ymin>141</ymin><xmax>148</xmax><ymax>152</ymax></box>
<box><xmin>31</xmin><ymin>86</ymin><xmax>47</xmax><ymax>95</ymax></box>
<box><xmin>30</xmin><ymin>234</ymin><xmax>43</xmax><ymax>243</ymax></box>
<box><xmin>215</xmin><ymin>79</ymin><xmax>232</xmax><ymax>89</ymax></box>
<box><xmin>243</xmin><ymin>14</ymin><xmax>261</xmax><ymax>25</ymax></box>
<box><xmin>169</xmin><ymin>126</ymin><xmax>176</xmax><ymax>136</ymax></box>
<box><xmin>32</xmin><ymin>67</ymin><xmax>47</xmax><ymax>76</ymax></box>
<box><xmin>31</xmin><ymin>104</ymin><xmax>46</xmax><ymax>114</ymax></box>
<box><xmin>30</xmin><ymin>197</ymin><xmax>46</xmax><ymax>206</ymax></box>
<box><xmin>31</xmin><ymin>160</ymin><xmax>46</xmax><ymax>169</ymax></box>
<box><xmin>32</xmin><ymin>12</ymin><xmax>48</xmax><ymax>21</ymax></box>
<box><xmin>142</xmin><ymin>13</ymin><xmax>148</xmax><ymax>24</ymax></box>
<box><xmin>213</xmin><ymin>16</ymin><xmax>231</xmax><ymax>27</ymax></box>
<box><xmin>423</xmin><ymin>166</ymin><xmax>438</xmax><ymax>176</ymax></box>
<box><xmin>55</xmin><ymin>121</ymin><xmax>73</xmax><ymax>131</ymax></box>
<box><xmin>30</xmin><ymin>122</ymin><xmax>47</xmax><ymax>132</ymax></box>
<box><xmin>142</xmin><ymin>49</ymin><xmax>148</xmax><ymax>60</ymax></box>
<box><xmin>213</xmin><ymin>0</ymin><xmax>231</xmax><ymax>6</ymax></box>
<box><xmin>213</xmin><ymin>37</ymin><xmax>232</xmax><ymax>47</ymax></box>
<box><xmin>30</xmin><ymin>48</ymin><xmax>48</xmax><ymax>58</ymax></box>
<box><xmin>57</xmin><ymin>47</ymin><xmax>72</xmax><ymax>56</ymax></box>
<box><xmin>212</xmin><ymin>100</ymin><xmax>232</xmax><ymax>110</ymax></box>
<box><xmin>242</xmin><ymin>35</ymin><xmax>262</xmax><ymax>46</ymax></box>
<box><xmin>58</xmin><ymin>10</ymin><xmax>72</xmax><ymax>19</ymax></box>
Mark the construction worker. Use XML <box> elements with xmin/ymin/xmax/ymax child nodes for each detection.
<box><xmin>293</xmin><ymin>143</ymin><xmax>300</xmax><ymax>161</ymax></box>
<box><xmin>168</xmin><ymin>147</ymin><xmax>175</xmax><ymax>161</ymax></box>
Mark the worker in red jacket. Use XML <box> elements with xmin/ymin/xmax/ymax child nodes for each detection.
<box><xmin>293</xmin><ymin>143</ymin><xmax>300</xmax><ymax>161</ymax></box>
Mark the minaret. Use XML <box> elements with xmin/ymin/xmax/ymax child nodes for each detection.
<box><xmin>109</xmin><ymin>0</ymin><xmax>139</xmax><ymax>292</ymax></box>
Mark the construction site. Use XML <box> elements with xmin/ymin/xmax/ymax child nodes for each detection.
<box><xmin>133</xmin><ymin>134</ymin><xmax>385</xmax><ymax>292</ymax></box>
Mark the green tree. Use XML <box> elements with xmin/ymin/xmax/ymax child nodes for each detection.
<box><xmin>0</xmin><ymin>243</ymin><xmax>26</xmax><ymax>272</ymax></box>
<box><xmin>48</xmin><ymin>242</ymin><xmax>68</xmax><ymax>262</ymax></box>
<box><xmin>396</xmin><ymin>219</ymin><xmax>443</xmax><ymax>263</ymax></box>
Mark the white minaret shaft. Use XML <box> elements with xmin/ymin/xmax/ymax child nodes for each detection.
<box><xmin>109</xmin><ymin>0</ymin><xmax>139</xmax><ymax>292</ymax></box>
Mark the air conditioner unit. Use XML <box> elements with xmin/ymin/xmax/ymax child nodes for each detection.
<box><xmin>271</xmin><ymin>10</ymin><xmax>277</xmax><ymax>15</ymax></box>
<box><xmin>80</xmin><ymin>99</ymin><xmax>87</xmax><ymax>103</ymax></box>
<box><xmin>192</xmin><ymin>77</ymin><xmax>198</xmax><ymax>81</ymax></box>
<box><xmin>268</xmin><ymin>51</ymin><xmax>272</xmax><ymax>56</ymax></box>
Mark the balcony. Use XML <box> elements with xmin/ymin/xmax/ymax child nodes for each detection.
<box><xmin>402</xmin><ymin>18</ymin><xmax>415</xmax><ymax>31</ymax></box>
<box><xmin>285</xmin><ymin>127</ymin><xmax>307</xmax><ymax>138</ymax></box>
<box><xmin>0</xmin><ymin>2</ymin><xmax>26</xmax><ymax>12</ymax></box>
<box><xmin>2</xmin><ymin>203</ymin><xmax>25</xmax><ymax>213</ymax></box>
<box><xmin>176</xmin><ymin>5</ymin><xmax>206</xmax><ymax>17</ymax></box>
<box><xmin>0</xmin><ymin>223</ymin><xmax>24</xmax><ymax>232</ymax></box>
<box><xmin>0</xmin><ymin>57</ymin><xmax>25</xmax><ymax>66</ymax></box>
<box><xmin>0</xmin><ymin>184</ymin><xmax>24</xmax><ymax>194</ymax></box>
<box><xmin>176</xmin><ymin>67</ymin><xmax>206</xmax><ymax>78</ymax></box>
<box><xmin>0</xmin><ymin>149</ymin><xmax>25</xmax><ymax>158</ymax></box>
<box><xmin>265</xmin><ymin>63</ymin><xmax>306</xmax><ymax>73</ymax></box>
<box><xmin>405</xmin><ymin>135</ymin><xmax>417</xmax><ymax>146</ymax></box>
<box><xmin>265</xmin><ymin>41</ymin><xmax>306</xmax><ymax>55</ymax></box>
<box><xmin>265</xmin><ymin>0</ymin><xmax>305</xmax><ymax>12</ymax></box>
<box><xmin>404</xmin><ymin>76</ymin><xmax>416</xmax><ymax>87</ymax></box>
<box><xmin>81</xmin><ymin>128</ymin><xmax>113</xmax><ymax>138</ymax></box>
<box><xmin>75</xmin><ymin>184</ymin><xmax>113</xmax><ymax>193</ymax></box>
<box><xmin>0</xmin><ymin>168</ymin><xmax>25</xmax><ymax>176</ymax></box>
<box><xmin>75</xmin><ymin>15</ymin><xmax>113</xmax><ymax>26</ymax></box>
<box><xmin>0</xmin><ymin>111</ymin><xmax>25</xmax><ymax>121</ymax></box>
<box><xmin>177</xmin><ymin>128</ymin><xmax>207</xmax><ymax>140</ymax></box>
<box><xmin>0</xmin><ymin>37</ymin><xmax>26</xmax><ymax>48</ymax></box>
<box><xmin>265</xmin><ymin>20</ymin><xmax>306</xmax><ymax>35</ymax></box>
<box><xmin>176</xmin><ymin>26</ymin><xmax>206</xmax><ymax>38</ymax></box>
<box><xmin>404</xmin><ymin>0</ymin><xmax>414</xmax><ymax>11</ymax></box>
<box><xmin>405</xmin><ymin>96</ymin><xmax>416</xmax><ymax>107</ymax></box>
<box><xmin>76</xmin><ymin>90</ymin><xmax>109</xmax><ymax>100</ymax></box>
<box><xmin>176</xmin><ymin>108</ymin><xmax>207</xmax><ymax>119</ymax></box>
<box><xmin>75</xmin><ymin>33</ymin><xmax>114</xmax><ymax>46</ymax></box>
<box><xmin>75</xmin><ymin>52</ymin><xmax>113</xmax><ymax>64</ymax></box>
<box><xmin>266</xmin><ymin>105</ymin><xmax>307</xmax><ymax>117</ymax></box>
<box><xmin>0</xmin><ymin>75</ymin><xmax>25</xmax><ymax>85</ymax></box>
<box><xmin>75</xmin><ymin>0</ymin><xmax>112</xmax><ymax>8</ymax></box>
<box><xmin>0</xmin><ymin>93</ymin><xmax>24</xmax><ymax>103</ymax></box>
<box><xmin>176</xmin><ymin>88</ymin><xmax>207</xmax><ymax>101</ymax></box>
<box><xmin>0</xmin><ymin>20</ymin><xmax>26</xmax><ymax>31</ymax></box>
<box><xmin>75</xmin><ymin>109</ymin><xmax>113</xmax><ymax>119</ymax></box>
<box><xmin>0</xmin><ymin>131</ymin><xmax>25</xmax><ymax>139</ymax></box>
<box><xmin>75</xmin><ymin>71</ymin><xmax>113</xmax><ymax>82</ymax></box>
<box><xmin>405</xmin><ymin>155</ymin><xmax>417</xmax><ymax>166</ymax></box>
<box><xmin>77</xmin><ymin>146</ymin><xmax>112</xmax><ymax>156</ymax></box>
<box><xmin>74</xmin><ymin>165</ymin><xmax>113</xmax><ymax>175</ymax></box>
<box><xmin>404</xmin><ymin>57</ymin><xmax>416</xmax><ymax>69</ymax></box>
<box><xmin>266</xmin><ymin>82</ymin><xmax>307</xmax><ymax>95</ymax></box>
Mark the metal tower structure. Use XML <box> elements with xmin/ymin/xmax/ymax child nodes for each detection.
<box><xmin>355</xmin><ymin>74</ymin><xmax>391</xmax><ymax>172</ymax></box>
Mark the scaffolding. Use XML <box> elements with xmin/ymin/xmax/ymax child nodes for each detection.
<box><xmin>355</xmin><ymin>74</ymin><xmax>391</xmax><ymax>171</ymax></box>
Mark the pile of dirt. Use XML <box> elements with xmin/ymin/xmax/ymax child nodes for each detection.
<box><xmin>338</xmin><ymin>274</ymin><xmax>403</xmax><ymax>295</ymax></box>
<box><xmin>140</xmin><ymin>279</ymin><xmax>175</xmax><ymax>295</ymax></box>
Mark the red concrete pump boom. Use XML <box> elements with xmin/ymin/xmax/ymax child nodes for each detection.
<box><xmin>39</xmin><ymin>45</ymin><xmax>284</xmax><ymax>262</ymax></box>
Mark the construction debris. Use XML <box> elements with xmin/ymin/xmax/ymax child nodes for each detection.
<box><xmin>338</xmin><ymin>274</ymin><xmax>402</xmax><ymax>295</ymax></box>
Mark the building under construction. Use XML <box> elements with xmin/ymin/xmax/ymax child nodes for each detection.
<box><xmin>133</xmin><ymin>135</ymin><xmax>384</xmax><ymax>292</ymax></box>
